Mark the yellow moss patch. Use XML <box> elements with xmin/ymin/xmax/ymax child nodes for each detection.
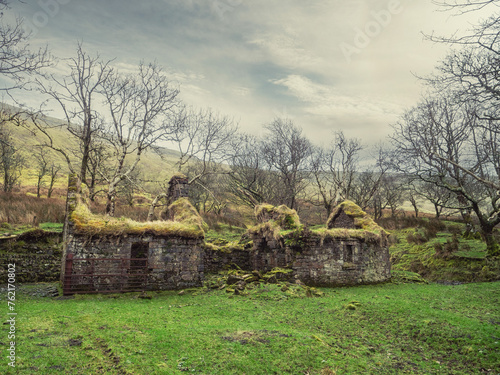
<box><xmin>70</xmin><ymin>202</ymin><xmax>204</xmax><ymax>238</ymax></box>
<box><xmin>247</xmin><ymin>220</ymin><xmax>282</xmax><ymax>242</ymax></box>
<box><xmin>170</xmin><ymin>172</ymin><xmax>188</xmax><ymax>179</ymax></box>
<box><xmin>327</xmin><ymin>200</ymin><xmax>387</xmax><ymax>235</ymax></box>
<box><xmin>163</xmin><ymin>197</ymin><xmax>209</xmax><ymax>233</ymax></box>
<box><xmin>313</xmin><ymin>227</ymin><xmax>386</xmax><ymax>245</ymax></box>
<box><xmin>202</xmin><ymin>241</ymin><xmax>246</xmax><ymax>253</ymax></box>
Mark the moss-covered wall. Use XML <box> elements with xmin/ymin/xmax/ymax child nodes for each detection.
<box><xmin>0</xmin><ymin>231</ymin><xmax>63</xmax><ymax>282</ymax></box>
<box><xmin>250</xmin><ymin>232</ymin><xmax>391</xmax><ymax>287</ymax></box>
<box><xmin>203</xmin><ymin>247</ymin><xmax>252</xmax><ymax>273</ymax></box>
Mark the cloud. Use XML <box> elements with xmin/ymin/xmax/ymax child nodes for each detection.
<box><xmin>249</xmin><ymin>29</ymin><xmax>323</xmax><ymax>70</ymax></box>
<box><xmin>4</xmin><ymin>0</ymin><xmax>496</xmax><ymax>147</ymax></box>
<box><xmin>271</xmin><ymin>74</ymin><xmax>402</xmax><ymax>120</ymax></box>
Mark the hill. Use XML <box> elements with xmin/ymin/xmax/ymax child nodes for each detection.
<box><xmin>1</xmin><ymin>104</ymin><xmax>184</xmax><ymax>192</ymax></box>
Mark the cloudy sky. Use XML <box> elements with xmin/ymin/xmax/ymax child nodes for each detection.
<box><xmin>5</xmin><ymin>0</ymin><xmax>491</xmax><ymax>146</ymax></box>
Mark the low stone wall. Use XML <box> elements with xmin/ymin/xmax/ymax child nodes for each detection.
<box><xmin>0</xmin><ymin>231</ymin><xmax>63</xmax><ymax>283</ymax></box>
<box><xmin>0</xmin><ymin>253</ymin><xmax>61</xmax><ymax>283</ymax></box>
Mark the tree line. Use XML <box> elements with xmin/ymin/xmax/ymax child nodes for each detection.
<box><xmin>0</xmin><ymin>0</ymin><xmax>498</xmax><ymax>255</ymax></box>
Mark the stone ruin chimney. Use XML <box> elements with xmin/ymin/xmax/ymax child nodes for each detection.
<box><xmin>167</xmin><ymin>174</ymin><xmax>189</xmax><ymax>202</ymax></box>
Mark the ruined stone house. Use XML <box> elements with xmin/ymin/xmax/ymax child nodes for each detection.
<box><xmin>61</xmin><ymin>175</ymin><xmax>390</xmax><ymax>295</ymax></box>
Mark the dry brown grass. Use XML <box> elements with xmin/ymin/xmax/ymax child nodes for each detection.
<box><xmin>0</xmin><ymin>192</ymin><xmax>65</xmax><ymax>224</ymax></box>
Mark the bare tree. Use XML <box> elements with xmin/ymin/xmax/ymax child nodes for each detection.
<box><xmin>227</xmin><ymin>133</ymin><xmax>282</xmax><ymax>208</ymax></box>
<box><xmin>432</xmin><ymin>0</ymin><xmax>498</xmax><ymax>14</ymax></box>
<box><xmin>392</xmin><ymin>95</ymin><xmax>500</xmax><ymax>256</ymax></box>
<box><xmin>98</xmin><ymin>62</ymin><xmax>180</xmax><ymax>216</ymax></box>
<box><xmin>407</xmin><ymin>187</ymin><xmax>421</xmax><ymax>218</ymax></box>
<box><xmin>33</xmin><ymin>43</ymin><xmax>113</xmax><ymax>191</ymax></box>
<box><xmin>378</xmin><ymin>174</ymin><xmax>407</xmax><ymax>218</ymax></box>
<box><xmin>0</xmin><ymin>125</ymin><xmax>23</xmax><ymax>192</ymax></box>
<box><xmin>261</xmin><ymin>118</ymin><xmax>312</xmax><ymax>210</ymax></box>
<box><xmin>86</xmin><ymin>137</ymin><xmax>110</xmax><ymax>201</ymax></box>
<box><xmin>32</xmin><ymin>145</ymin><xmax>50</xmax><ymax>198</ymax></box>
<box><xmin>170</xmin><ymin>106</ymin><xmax>238</xmax><ymax>185</ymax></box>
<box><xmin>309</xmin><ymin>132</ymin><xmax>362</xmax><ymax>216</ymax></box>
<box><xmin>350</xmin><ymin>146</ymin><xmax>391</xmax><ymax>211</ymax></box>
<box><xmin>47</xmin><ymin>162</ymin><xmax>61</xmax><ymax>198</ymax></box>
<box><xmin>426</xmin><ymin>0</ymin><xmax>500</xmax><ymax>122</ymax></box>
<box><xmin>419</xmin><ymin>181</ymin><xmax>456</xmax><ymax>219</ymax></box>
<box><xmin>0</xmin><ymin>1</ymin><xmax>50</xmax><ymax>92</ymax></box>
<box><xmin>187</xmin><ymin>161</ymin><xmax>228</xmax><ymax>214</ymax></box>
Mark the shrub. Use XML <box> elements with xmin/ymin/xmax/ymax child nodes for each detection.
<box><xmin>0</xmin><ymin>222</ymin><xmax>12</xmax><ymax>229</ymax></box>
<box><xmin>407</xmin><ymin>231</ymin><xmax>428</xmax><ymax>245</ymax></box>
<box><xmin>447</xmin><ymin>224</ymin><xmax>463</xmax><ymax>236</ymax></box>
<box><xmin>435</xmin><ymin>234</ymin><xmax>460</xmax><ymax>259</ymax></box>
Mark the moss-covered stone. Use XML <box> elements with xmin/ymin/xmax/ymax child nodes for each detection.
<box><xmin>70</xmin><ymin>200</ymin><xmax>204</xmax><ymax>238</ymax></box>
<box><xmin>202</xmin><ymin>241</ymin><xmax>245</xmax><ymax>253</ymax></box>
<box><xmin>254</xmin><ymin>204</ymin><xmax>300</xmax><ymax>230</ymax></box>
<box><xmin>161</xmin><ymin>197</ymin><xmax>209</xmax><ymax>233</ymax></box>
<box><xmin>324</xmin><ymin>200</ymin><xmax>388</xmax><ymax>245</ymax></box>
<box><xmin>327</xmin><ymin>201</ymin><xmax>384</xmax><ymax>232</ymax></box>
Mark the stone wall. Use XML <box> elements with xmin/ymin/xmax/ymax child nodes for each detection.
<box><xmin>167</xmin><ymin>175</ymin><xmax>190</xmax><ymax>202</ymax></box>
<box><xmin>65</xmin><ymin>234</ymin><xmax>204</xmax><ymax>292</ymax></box>
<box><xmin>203</xmin><ymin>247</ymin><xmax>252</xmax><ymax>273</ymax></box>
<box><xmin>249</xmin><ymin>233</ymin><xmax>391</xmax><ymax>286</ymax></box>
<box><xmin>0</xmin><ymin>231</ymin><xmax>62</xmax><ymax>283</ymax></box>
<box><xmin>0</xmin><ymin>253</ymin><xmax>61</xmax><ymax>283</ymax></box>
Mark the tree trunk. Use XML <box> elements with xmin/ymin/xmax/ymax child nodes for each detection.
<box><xmin>36</xmin><ymin>176</ymin><xmax>42</xmax><ymax>198</ymax></box>
<box><xmin>105</xmin><ymin>190</ymin><xmax>116</xmax><ymax>216</ymax></box>
<box><xmin>483</xmin><ymin>231</ymin><xmax>500</xmax><ymax>257</ymax></box>
<box><xmin>477</xmin><ymin>219</ymin><xmax>500</xmax><ymax>257</ymax></box>
<box><xmin>433</xmin><ymin>203</ymin><xmax>441</xmax><ymax>219</ymax></box>
<box><xmin>147</xmin><ymin>193</ymin><xmax>167</xmax><ymax>222</ymax></box>
<box><xmin>410</xmin><ymin>199</ymin><xmax>419</xmax><ymax>218</ymax></box>
<box><xmin>88</xmin><ymin>175</ymin><xmax>96</xmax><ymax>202</ymax></box>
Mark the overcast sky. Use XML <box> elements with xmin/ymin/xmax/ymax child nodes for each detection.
<box><xmin>5</xmin><ymin>0</ymin><xmax>492</xmax><ymax>147</ymax></box>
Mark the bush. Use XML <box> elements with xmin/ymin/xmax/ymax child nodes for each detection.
<box><xmin>435</xmin><ymin>234</ymin><xmax>460</xmax><ymax>259</ymax></box>
<box><xmin>447</xmin><ymin>224</ymin><xmax>463</xmax><ymax>236</ymax></box>
<box><xmin>407</xmin><ymin>231</ymin><xmax>428</xmax><ymax>245</ymax></box>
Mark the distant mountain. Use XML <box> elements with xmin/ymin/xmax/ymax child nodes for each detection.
<box><xmin>1</xmin><ymin>103</ymin><xmax>183</xmax><ymax>187</ymax></box>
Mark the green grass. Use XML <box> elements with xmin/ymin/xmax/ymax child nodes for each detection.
<box><xmin>0</xmin><ymin>223</ymin><xmax>63</xmax><ymax>237</ymax></box>
<box><xmin>0</xmin><ymin>224</ymin><xmax>35</xmax><ymax>236</ymax></box>
<box><xmin>39</xmin><ymin>223</ymin><xmax>64</xmax><ymax>233</ymax></box>
<box><xmin>389</xmin><ymin>227</ymin><xmax>498</xmax><ymax>282</ymax></box>
<box><xmin>3</xmin><ymin>281</ymin><xmax>499</xmax><ymax>374</ymax></box>
<box><xmin>205</xmin><ymin>224</ymin><xmax>247</xmax><ymax>243</ymax></box>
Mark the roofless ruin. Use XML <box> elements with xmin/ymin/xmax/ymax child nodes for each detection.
<box><xmin>61</xmin><ymin>175</ymin><xmax>391</xmax><ymax>295</ymax></box>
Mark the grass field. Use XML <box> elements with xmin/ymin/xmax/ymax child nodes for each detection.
<box><xmin>2</xmin><ymin>281</ymin><xmax>499</xmax><ymax>374</ymax></box>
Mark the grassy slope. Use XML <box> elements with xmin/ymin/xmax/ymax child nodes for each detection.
<box><xmin>4</xmin><ymin>282</ymin><xmax>499</xmax><ymax>375</ymax></box>
<box><xmin>389</xmin><ymin>223</ymin><xmax>500</xmax><ymax>283</ymax></box>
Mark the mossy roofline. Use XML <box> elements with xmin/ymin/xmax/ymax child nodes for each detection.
<box><xmin>163</xmin><ymin>197</ymin><xmax>209</xmax><ymax>233</ymax></box>
<box><xmin>254</xmin><ymin>203</ymin><xmax>301</xmax><ymax>229</ymax></box>
<box><xmin>250</xmin><ymin>201</ymin><xmax>388</xmax><ymax>245</ymax></box>
<box><xmin>327</xmin><ymin>200</ymin><xmax>388</xmax><ymax>235</ymax></box>
<box><xmin>70</xmin><ymin>198</ymin><xmax>205</xmax><ymax>238</ymax></box>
